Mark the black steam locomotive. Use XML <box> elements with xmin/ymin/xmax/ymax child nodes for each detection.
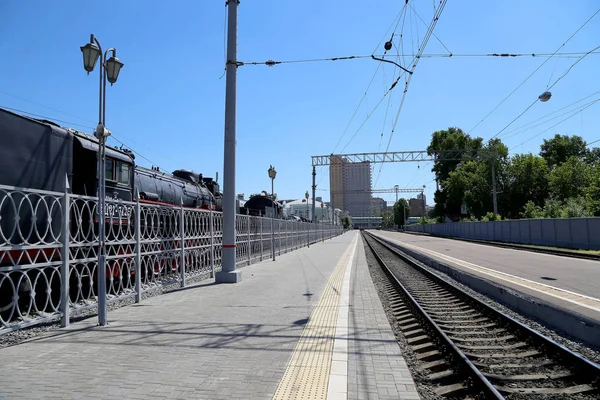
<box><xmin>0</xmin><ymin>107</ymin><xmax>221</xmax><ymax>321</ymax></box>
<box><xmin>0</xmin><ymin>106</ymin><xmax>222</xmax><ymax>211</ymax></box>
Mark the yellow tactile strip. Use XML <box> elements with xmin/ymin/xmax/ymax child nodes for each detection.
<box><xmin>373</xmin><ymin>232</ymin><xmax>600</xmax><ymax>313</ymax></box>
<box><xmin>272</xmin><ymin>237</ymin><xmax>356</xmax><ymax>400</ymax></box>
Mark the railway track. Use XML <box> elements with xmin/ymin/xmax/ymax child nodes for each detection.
<box><xmin>362</xmin><ymin>231</ymin><xmax>600</xmax><ymax>399</ymax></box>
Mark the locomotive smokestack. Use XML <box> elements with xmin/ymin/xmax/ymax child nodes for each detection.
<box><xmin>216</xmin><ymin>172</ymin><xmax>218</xmax><ymax>183</ymax></box>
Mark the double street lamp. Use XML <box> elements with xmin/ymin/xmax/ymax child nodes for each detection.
<box><xmin>80</xmin><ymin>34</ymin><xmax>124</xmax><ymax>326</ymax></box>
<box><xmin>305</xmin><ymin>191</ymin><xmax>309</xmax><ymax>220</ymax></box>
<box><xmin>268</xmin><ymin>165</ymin><xmax>277</xmax><ymax>261</ymax></box>
<box><xmin>305</xmin><ymin>191</ymin><xmax>310</xmax><ymax>247</ymax></box>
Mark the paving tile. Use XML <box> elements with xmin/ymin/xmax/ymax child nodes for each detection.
<box><xmin>348</xmin><ymin>235</ymin><xmax>420</xmax><ymax>399</ymax></box>
<box><xmin>0</xmin><ymin>233</ymin><xmax>355</xmax><ymax>399</ymax></box>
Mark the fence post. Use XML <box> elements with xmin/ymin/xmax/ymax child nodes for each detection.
<box><xmin>271</xmin><ymin>212</ymin><xmax>275</xmax><ymax>261</ymax></box>
<box><xmin>307</xmin><ymin>222</ymin><xmax>310</xmax><ymax>248</ymax></box>
<box><xmin>60</xmin><ymin>179</ymin><xmax>70</xmax><ymax>328</ymax></box>
<box><xmin>321</xmin><ymin>221</ymin><xmax>324</xmax><ymax>242</ymax></box>
<box><xmin>259</xmin><ymin>212</ymin><xmax>263</xmax><ymax>261</ymax></box>
<box><xmin>134</xmin><ymin>196</ymin><xmax>141</xmax><ymax>303</ymax></box>
<box><xmin>285</xmin><ymin>220</ymin><xmax>288</xmax><ymax>253</ymax></box>
<box><xmin>180</xmin><ymin>199</ymin><xmax>186</xmax><ymax>288</ymax></box>
<box><xmin>210</xmin><ymin>202</ymin><xmax>215</xmax><ymax>279</ymax></box>
<box><xmin>247</xmin><ymin>210</ymin><xmax>251</xmax><ymax>266</ymax></box>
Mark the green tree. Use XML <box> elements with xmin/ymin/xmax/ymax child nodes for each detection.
<box><xmin>439</xmin><ymin>139</ymin><xmax>509</xmax><ymax>219</ymax></box>
<box><xmin>427</xmin><ymin>127</ymin><xmax>483</xmax><ymax>219</ymax></box>
<box><xmin>520</xmin><ymin>201</ymin><xmax>545</xmax><ymax>219</ymax></box>
<box><xmin>585</xmin><ymin>165</ymin><xmax>600</xmax><ymax>216</ymax></box>
<box><xmin>393</xmin><ymin>198</ymin><xmax>410</xmax><ymax>227</ymax></box>
<box><xmin>585</xmin><ymin>147</ymin><xmax>600</xmax><ymax>167</ymax></box>
<box><xmin>341</xmin><ymin>215</ymin><xmax>352</xmax><ymax>229</ymax></box>
<box><xmin>481</xmin><ymin>212</ymin><xmax>502</xmax><ymax>221</ymax></box>
<box><xmin>548</xmin><ymin>156</ymin><xmax>591</xmax><ymax>200</ymax></box>
<box><xmin>505</xmin><ymin>154</ymin><xmax>550</xmax><ymax>218</ymax></box>
<box><xmin>540</xmin><ymin>134</ymin><xmax>588</xmax><ymax>168</ymax></box>
<box><xmin>380</xmin><ymin>211</ymin><xmax>395</xmax><ymax>228</ymax></box>
<box><xmin>427</xmin><ymin>128</ymin><xmax>511</xmax><ymax>220</ymax></box>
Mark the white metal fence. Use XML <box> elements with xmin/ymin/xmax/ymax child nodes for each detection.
<box><xmin>0</xmin><ymin>183</ymin><xmax>343</xmax><ymax>334</ymax></box>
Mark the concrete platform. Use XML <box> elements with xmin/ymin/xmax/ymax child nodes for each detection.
<box><xmin>0</xmin><ymin>231</ymin><xmax>419</xmax><ymax>400</ymax></box>
<box><xmin>369</xmin><ymin>230</ymin><xmax>600</xmax><ymax>348</ymax></box>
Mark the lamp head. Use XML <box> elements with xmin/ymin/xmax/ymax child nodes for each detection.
<box><xmin>80</xmin><ymin>42</ymin><xmax>101</xmax><ymax>73</ymax></box>
<box><xmin>105</xmin><ymin>54</ymin><xmax>124</xmax><ymax>85</ymax></box>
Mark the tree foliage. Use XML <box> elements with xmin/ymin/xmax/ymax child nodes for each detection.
<box><xmin>540</xmin><ymin>134</ymin><xmax>588</xmax><ymax>168</ymax></box>
<box><xmin>506</xmin><ymin>154</ymin><xmax>549</xmax><ymax>218</ymax></box>
<box><xmin>426</xmin><ymin>128</ymin><xmax>598</xmax><ymax>222</ymax></box>
<box><xmin>341</xmin><ymin>215</ymin><xmax>352</xmax><ymax>229</ymax></box>
<box><xmin>548</xmin><ymin>156</ymin><xmax>590</xmax><ymax>200</ymax></box>
<box><xmin>427</xmin><ymin>127</ymin><xmax>484</xmax><ymax>219</ymax></box>
<box><xmin>380</xmin><ymin>211</ymin><xmax>395</xmax><ymax>228</ymax></box>
<box><xmin>393</xmin><ymin>198</ymin><xmax>410</xmax><ymax>226</ymax></box>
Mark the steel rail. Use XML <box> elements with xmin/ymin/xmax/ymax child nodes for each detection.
<box><xmin>362</xmin><ymin>232</ymin><xmax>504</xmax><ymax>399</ymax></box>
<box><xmin>365</xmin><ymin>231</ymin><xmax>600</xmax><ymax>395</ymax></box>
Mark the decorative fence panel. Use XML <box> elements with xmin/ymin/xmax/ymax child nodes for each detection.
<box><xmin>0</xmin><ymin>184</ymin><xmax>343</xmax><ymax>334</ymax></box>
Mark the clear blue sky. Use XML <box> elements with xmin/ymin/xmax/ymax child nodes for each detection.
<box><xmin>1</xmin><ymin>1</ymin><xmax>598</xmax><ymax>206</ymax></box>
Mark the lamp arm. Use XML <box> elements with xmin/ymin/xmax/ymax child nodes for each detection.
<box><xmin>371</xmin><ymin>55</ymin><xmax>412</xmax><ymax>75</ymax></box>
<box><xmin>90</xmin><ymin>35</ymin><xmax>104</xmax><ymax>125</ymax></box>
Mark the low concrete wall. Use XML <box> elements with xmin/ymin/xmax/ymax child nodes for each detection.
<box><xmin>374</xmin><ymin>235</ymin><xmax>600</xmax><ymax>349</ymax></box>
<box><xmin>406</xmin><ymin>217</ymin><xmax>600</xmax><ymax>250</ymax></box>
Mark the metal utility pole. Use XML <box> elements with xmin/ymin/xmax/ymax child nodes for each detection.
<box><xmin>421</xmin><ymin>186</ymin><xmax>426</xmax><ymax>222</ymax></box>
<box><xmin>311</xmin><ymin>166</ymin><xmax>316</xmax><ymax>223</ymax></box>
<box><xmin>491</xmin><ymin>147</ymin><xmax>498</xmax><ymax>215</ymax></box>
<box><xmin>217</xmin><ymin>0</ymin><xmax>241</xmax><ymax>283</ymax></box>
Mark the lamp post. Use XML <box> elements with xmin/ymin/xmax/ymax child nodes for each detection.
<box><xmin>305</xmin><ymin>191</ymin><xmax>310</xmax><ymax>247</ymax></box>
<box><xmin>268</xmin><ymin>165</ymin><xmax>277</xmax><ymax>261</ymax></box>
<box><xmin>305</xmin><ymin>191</ymin><xmax>309</xmax><ymax>221</ymax></box>
<box><xmin>80</xmin><ymin>34</ymin><xmax>124</xmax><ymax>326</ymax></box>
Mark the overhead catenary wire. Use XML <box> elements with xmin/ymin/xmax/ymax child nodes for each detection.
<box><xmin>546</xmin><ymin>44</ymin><xmax>600</xmax><ymax>92</ymax></box>
<box><xmin>0</xmin><ymin>104</ymin><xmax>164</xmax><ymax>169</ymax></box>
<box><xmin>375</xmin><ymin>0</ymin><xmax>449</xmax><ymax>187</ymax></box>
<box><xmin>0</xmin><ymin>90</ymin><xmax>95</xmax><ymax>123</ymax></box>
<box><xmin>501</xmin><ymin>94</ymin><xmax>600</xmax><ymax>141</ymax></box>
<box><xmin>512</xmin><ymin>98</ymin><xmax>600</xmax><ymax>150</ymax></box>
<box><xmin>467</xmin><ymin>7</ymin><xmax>600</xmax><ymax>135</ymax></box>
<box><xmin>408</xmin><ymin>1</ymin><xmax>452</xmax><ymax>56</ymax></box>
<box><xmin>492</xmin><ymin>43</ymin><xmax>600</xmax><ymax>141</ymax></box>
<box><xmin>324</xmin><ymin>5</ymin><xmax>407</xmax><ymax>174</ymax></box>
<box><xmin>240</xmin><ymin>51</ymin><xmax>600</xmax><ymax>67</ymax></box>
<box><xmin>499</xmin><ymin>89</ymin><xmax>600</xmax><ymax>138</ymax></box>
<box><xmin>316</xmin><ymin>1</ymin><xmax>411</xmax><ymax>191</ymax></box>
